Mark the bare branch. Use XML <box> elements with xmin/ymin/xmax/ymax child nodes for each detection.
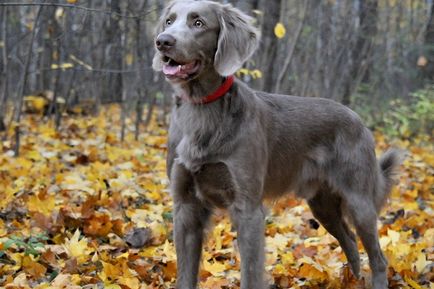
<box><xmin>0</xmin><ymin>2</ymin><xmax>156</xmax><ymax>19</ymax></box>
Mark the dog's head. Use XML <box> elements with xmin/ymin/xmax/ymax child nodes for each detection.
<box><xmin>152</xmin><ymin>0</ymin><xmax>259</xmax><ymax>83</ymax></box>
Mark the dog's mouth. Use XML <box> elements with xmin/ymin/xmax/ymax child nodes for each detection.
<box><xmin>162</xmin><ymin>56</ymin><xmax>201</xmax><ymax>79</ymax></box>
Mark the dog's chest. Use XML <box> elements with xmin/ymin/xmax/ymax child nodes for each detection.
<box><xmin>172</xmin><ymin>107</ymin><xmax>226</xmax><ymax>171</ymax></box>
<box><xmin>175</xmin><ymin>132</ymin><xmax>217</xmax><ymax>171</ymax></box>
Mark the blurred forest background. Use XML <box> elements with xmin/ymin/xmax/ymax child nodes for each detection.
<box><xmin>0</xmin><ymin>0</ymin><xmax>433</xmax><ymax>154</ymax></box>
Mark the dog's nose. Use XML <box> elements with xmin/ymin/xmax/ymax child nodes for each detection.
<box><xmin>156</xmin><ymin>34</ymin><xmax>176</xmax><ymax>51</ymax></box>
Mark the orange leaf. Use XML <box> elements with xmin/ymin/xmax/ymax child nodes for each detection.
<box><xmin>22</xmin><ymin>256</ymin><xmax>47</xmax><ymax>278</ymax></box>
<box><xmin>298</xmin><ymin>263</ymin><xmax>328</xmax><ymax>282</ymax></box>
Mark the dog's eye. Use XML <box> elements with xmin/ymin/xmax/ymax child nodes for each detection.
<box><xmin>166</xmin><ymin>19</ymin><xmax>173</xmax><ymax>26</ymax></box>
<box><xmin>194</xmin><ymin>20</ymin><xmax>204</xmax><ymax>28</ymax></box>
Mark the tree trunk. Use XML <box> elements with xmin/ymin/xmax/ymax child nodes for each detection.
<box><xmin>120</xmin><ymin>12</ymin><xmax>128</xmax><ymax>142</ymax></box>
<box><xmin>107</xmin><ymin>0</ymin><xmax>122</xmax><ymax>102</ymax></box>
<box><xmin>0</xmin><ymin>7</ymin><xmax>9</xmax><ymax>132</ymax></box>
<box><xmin>341</xmin><ymin>0</ymin><xmax>378</xmax><ymax>105</ymax></box>
<box><xmin>233</xmin><ymin>0</ymin><xmax>258</xmax><ymax>13</ymax></box>
<box><xmin>274</xmin><ymin>1</ymin><xmax>308</xmax><ymax>94</ymax></box>
<box><xmin>422</xmin><ymin>2</ymin><xmax>434</xmax><ymax>83</ymax></box>
<box><xmin>14</xmin><ymin>6</ymin><xmax>43</xmax><ymax>156</ymax></box>
<box><xmin>134</xmin><ymin>0</ymin><xmax>149</xmax><ymax>140</ymax></box>
<box><xmin>257</xmin><ymin>0</ymin><xmax>282</xmax><ymax>92</ymax></box>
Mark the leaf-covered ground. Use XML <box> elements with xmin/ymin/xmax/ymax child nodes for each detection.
<box><xmin>0</xmin><ymin>106</ymin><xmax>432</xmax><ymax>289</ymax></box>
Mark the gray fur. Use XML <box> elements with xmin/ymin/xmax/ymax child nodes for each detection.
<box><xmin>153</xmin><ymin>1</ymin><xmax>401</xmax><ymax>289</ymax></box>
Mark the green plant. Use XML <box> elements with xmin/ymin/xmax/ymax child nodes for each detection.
<box><xmin>354</xmin><ymin>85</ymin><xmax>434</xmax><ymax>139</ymax></box>
<box><xmin>381</xmin><ymin>85</ymin><xmax>434</xmax><ymax>138</ymax></box>
<box><xmin>0</xmin><ymin>233</ymin><xmax>48</xmax><ymax>257</ymax></box>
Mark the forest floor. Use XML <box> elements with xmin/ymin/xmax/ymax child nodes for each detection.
<box><xmin>0</xmin><ymin>106</ymin><xmax>432</xmax><ymax>289</ymax></box>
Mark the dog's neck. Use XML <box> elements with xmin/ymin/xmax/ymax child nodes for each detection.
<box><xmin>172</xmin><ymin>69</ymin><xmax>226</xmax><ymax>103</ymax></box>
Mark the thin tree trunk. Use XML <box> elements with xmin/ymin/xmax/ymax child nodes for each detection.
<box><xmin>341</xmin><ymin>0</ymin><xmax>378</xmax><ymax>105</ymax></box>
<box><xmin>14</xmin><ymin>6</ymin><xmax>43</xmax><ymax>156</ymax></box>
<box><xmin>0</xmin><ymin>7</ymin><xmax>9</xmax><ymax>132</ymax></box>
<box><xmin>144</xmin><ymin>94</ymin><xmax>156</xmax><ymax>128</ymax></box>
<box><xmin>120</xmin><ymin>11</ymin><xmax>128</xmax><ymax>142</ymax></box>
<box><xmin>134</xmin><ymin>16</ymin><xmax>145</xmax><ymax>140</ymax></box>
<box><xmin>274</xmin><ymin>1</ymin><xmax>308</xmax><ymax>93</ymax></box>
<box><xmin>120</xmin><ymin>93</ymin><xmax>127</xmax><ymax>142</ymax></box>
<box><xmin>423</xmin><ymin>2</ymin><xmax>434</xmax><ymax>82</ymax></box>
<box><xmin>107</xmin><ymin>0</ymin><xmax>122</xmax><ymax>102</ymax></box>
<box><xmin>234</xmin><ymin>0</ymin><xmax>258</xmax><ymax>13</ymax></box>
<box><xmin>257</xmin><ymin>0</ymin><xmax>282</xmax><ymax>92</ymax></box>
<box><xmin>53</xmin><ymin>39</ymin><xmax>62</xmax><ymax>129</ymax></box>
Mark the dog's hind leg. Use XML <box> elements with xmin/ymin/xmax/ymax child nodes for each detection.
<box><xmin>307</xmin><ymin>189</ymin><xmax>361</xmax><ymax>278</ymax></box>
<box><xmin>345</xmin><ymin>194</ymin><xmax>388</xmax><ymax>289</ymax></box>
<box><xmin>171</xmin><ymin>163</ymin><xmax>211</xmax><ymax>289</ymax></box>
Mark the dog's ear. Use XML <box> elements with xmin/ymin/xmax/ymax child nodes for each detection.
<box><xmin>214</xmin><ymin>5</ymin><xmax>259</xmax><ymax>76</ymax></box>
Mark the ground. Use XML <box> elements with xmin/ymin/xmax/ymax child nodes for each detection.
<box><xmin>0</xmin><ymin>106</ymin><xmax>432</xmax><ymax>289</ymax></box>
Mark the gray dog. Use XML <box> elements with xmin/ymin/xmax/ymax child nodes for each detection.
<box><xmin>152</xmin><ymin>1</ymin><xmax>401</xmax><ymax>288</ymax></box>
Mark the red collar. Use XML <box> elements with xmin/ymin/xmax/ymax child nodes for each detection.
<box><xmin>182</xmin><ymin>75</ymin><xmax>235</xmax><ymax>105</ymax></box>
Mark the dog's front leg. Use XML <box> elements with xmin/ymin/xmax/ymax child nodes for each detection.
<box><xmin>230</xmin><ymin>204</ymin><xmax>266</xmax><ymax>289</ymax></box>
<box><xmin>171</xmin><ymin>163</ymin><xmax>211</xmax><ymax>289</ymax></box>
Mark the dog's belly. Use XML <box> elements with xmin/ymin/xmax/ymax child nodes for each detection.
<box><xmin>263</xmin><ymin>154</ymin><xmax>302</xmax><ymax>198</ymax></box>
<box><xmin>263</xmin><ymin>170</ymin><xmax>298</xmax><ymax>198</ymax></box>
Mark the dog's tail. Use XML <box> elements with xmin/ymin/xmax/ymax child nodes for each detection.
<box><xmin>375</xmin><ymin>149</ymin><xmax>403</xmax><ymax>212</ymax></box>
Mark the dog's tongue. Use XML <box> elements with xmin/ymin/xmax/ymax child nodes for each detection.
<box><xmin>163</xmin><ymin>61</ymin><xmax>197</xmax><ymax>78</ymax></box>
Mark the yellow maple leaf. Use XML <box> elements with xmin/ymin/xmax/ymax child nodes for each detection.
<box><xmin>405</xmin><ymin>276</ymin><xmax>423</xmax><ymax>289</ymax></box>
<box><xmin>10</xmin><ymin>272</ymin><xmax>29</xmax><ymax>287</ymax></box>
<box><xmin>281</xmin><ymin>251</ymin><xmax>294</xmax><ymax>266</ymax></box>
<box><xmin>237</xmin><ymin>68</ymin><xmax>249</xmax><ymax>76</ymax></box>
<box><xmin>0</xmin><ymin>219</ymin><xmax>7</xmax><ymax>237</ymax></box>
<box><xmin>24</xmin><ymin>96</ymin><xmax>47</xmax><ymax>113</ymax></box>
<box><xmin>104</xmin><ymin>285</ymin><xmax>122</xmax><ymax>289</ymax></box>
<box><xmin>99</xmin><ymin>261</ymin><xmax>122</xmax><ymax>283</ymax></box>
<box><xmin>118</xmin><ymin>276</ymin><xmax>140</xmax><ymax>289</ymax></box>
<box><xmin>47</xmin><ymin>273</ymin><xmax>82</xmax><ymax>289</ymax></box>
<box><xmin>126</xmin><ymin>53</ymin><xmax>134</xmax><ymax>66</ymax></box>
<box><xmin>27</xmin><ymin>193</ymin><xmax>56</xmax><ymax>216</ymax></box>
<box><xmin>162</xmin><ymin>240</ymin><xmax>176</xmax><ymax>262</ymax></box>
<box><xmin>212</xmin><ymin>223</ymin><xmax>226</xmax><ymax>250</ymax></box>
<box><xmin>298</xmin><ymin>263</ymin><xmax>328</xmax><ymax>282</ymax></box>
<box><xmin>266</xmin><ymin>233</ymin><xmax>288</xmax><ymax>251</ymax></box>
<box><xmin>274</xmin><ymin>22</ymin><xmax>286</xmax><ymax>39</ymax></box>
<box><xmin>63</xmin><ymin>230</ymin><xmax>94</xmax><ymax>263</ymax></box>
<box><xmin>251</xmin><ymin>69</ymin><xmax>263</xmax><ymax>79</ymax></box>
<box><xmin>141</xmin><ymin>246</ymin><xmax>157</xmax><ymax>258</ymax></box>
<box><xmin>387</xmin><ymin>229</ymin><xmax>400</xmax><ymax>245</ymax></box>
<box><xmin>0</xmin><ymin>186</ymin><xmax>15</xmax><ymax>211</ymax></box>
<box><xmin>203</xmin><ymin>258</ymin><xmax>227</xmax><ymax>276</ymax></box>
<box><xmin>272</xmin><ymin>263</ymin><xmax>287</xmax><ymax>275</ymax></box>
<box><xmin>415</xmin><ymin>252</ymin><xmax>428</xmax><ymax>273</ymax></box>
<box><xmin>391</xmin><ymin>243</ymin><xmax>411</xmax><ymax>259</ymax></box>
<box><xmin>200</xmin><ymin>277</ymin><xmax>230</xmax><ymax>288</ymax></box>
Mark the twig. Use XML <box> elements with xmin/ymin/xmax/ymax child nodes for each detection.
<box><xmin>0</xmin><ymin>2</ymin><xmax>156</xmax><ymax>19</ymax></box>
<box><xmin>27</xmin><ymin>66</ymin><xmax>155</xmax><ymax>75</ymax></box>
